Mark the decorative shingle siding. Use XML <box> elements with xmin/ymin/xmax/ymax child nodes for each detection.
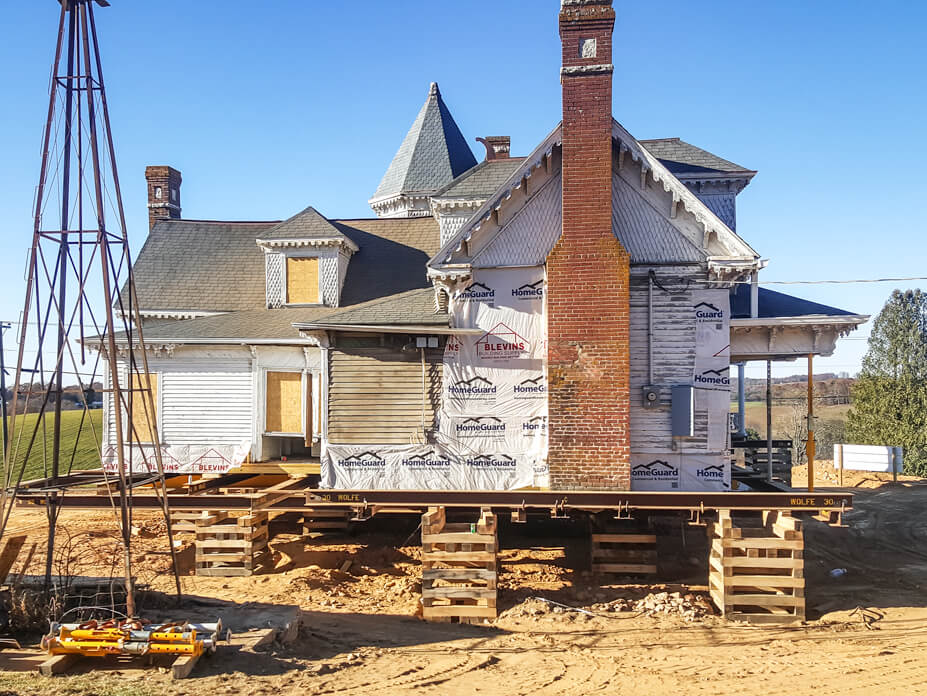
<box><xmin>265</xmin><ymin>252</ymin><xmax>284</xmax><ymax>308</ymax></box>
<box><xmin>694</xmin><ymin>193</ymin><xmax>736</xmax><ymax>231</ymax></box>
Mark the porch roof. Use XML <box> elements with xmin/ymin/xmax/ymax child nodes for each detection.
<box><xmin>729</xmin><ymin>285</ymin><xmax>868</xmax><ymax>361</ymax></box>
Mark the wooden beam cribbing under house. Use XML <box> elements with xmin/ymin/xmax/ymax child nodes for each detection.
<box><xmin>708</xmin><ymin>510</ymin><xmax>805</xmax><ymax>624</ymax></box>
<box><xmin>194</xmin><ymin>511</ymin><xmax>270</xmax><ymax>577</ymax></box>
<box><xmin>420</xmin><ymin>507</ymin><xmax>498</xmax><ymax>623</ymax></box>
<box><xmin>590</xmin><ymin>530</ymin><xmax>658</xmax><ymax>575</ymax></box>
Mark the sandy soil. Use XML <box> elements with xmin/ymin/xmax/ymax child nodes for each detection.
<box><xmin>2</xmin><ymin>471</ymin><xmax>926</xmax><ymax>695</ymax></box>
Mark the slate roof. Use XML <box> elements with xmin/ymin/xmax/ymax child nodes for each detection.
<box><xmin>296</xmin><ymin>288</ymin><xmax>448</xmax><ymax>328</ymax></box>
<box><xmin>730</xmin><ymin>285</ymin><xmax>856</xmax><ymax>319</ymax></box>
<box><xmin>136</xmin><ymin>288</ymin><xmax>448</xmax><ymax>341</ymax></box>
<box><xmin>132</xmin><ymin>220</ymin><xmax>277</xmax><ymax>313</ymax></box>
<box><xmin>132</xmin><ymin>216</ymin><xmax>440</xmax><ymax>315</ymax></box>
<box><xmin>431</xmin><ymin>158</ymin><xmax>526</xmax><ymax>201</ymax></box>
<box><xmin>136</xmin><ymin>307</ymin><xmax>340</xmax><ymax>341</ymax></box>
<box><xmin>259</xmin><ymin>205</ymin><xmax>350</xmax><ymax>242</ymax></box>
<box><xmin>639</xmin><ymin>138</ymin><xmax>755</xmax><ymax>176</ymax></box>
<box><xmin>371</xmin><ymin>83</ymin><xmax>477</xmax><ymax>202</ymax></box>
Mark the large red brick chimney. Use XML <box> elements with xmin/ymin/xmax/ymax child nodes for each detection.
<box><xmin>546</xmin><ymin>0</ymin><xmax>631</xmax><ymax>490</ymax></box>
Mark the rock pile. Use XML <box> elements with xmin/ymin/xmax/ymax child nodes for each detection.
<box><xmin>625</xmin><ymin>591</ymin><xmax>714</xmax><ymax>621</ymax></box>
<box><xmin>504</xmin><ymin>591</ymin><xmax>714</xmax><ymax>622</ymax></box>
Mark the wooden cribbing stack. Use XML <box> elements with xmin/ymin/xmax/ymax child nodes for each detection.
<box><xmin>194</xmin><ymin>511</ymin><xmax>270</xmax><ymax>577</ymax></box>
<box><xmin>708</xmin><ymin>510</ymin><xmax>805</xmax><ymax>624</ymax></box>
<box><xmin>302</xmin><ymin>508</ymin><xmax>351</xmax><ymax>536</ymax></box>
<box><xmin>420</xmin><ymin>507</ymin><xmax>497</xmax><ymax>623</ymax></box>
<box><xmin>590</xmin><ymin>531</ymin><xmax>657</xmax><ymax>575</ymax></box>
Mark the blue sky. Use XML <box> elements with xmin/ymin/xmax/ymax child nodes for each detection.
<box><xmin>1</xmin><ymin>0</ymin><xmax>924</xmax><ymax>380</ymax></box>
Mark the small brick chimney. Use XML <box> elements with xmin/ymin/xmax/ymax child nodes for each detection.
<box><xmin>145</xmin><ymin>166</ymin><xmax>182</xmax><ymax>230</ymax></box>
<box><xmin>546</xmin><ymin>0</ymin><xmax>631</xmax><ymax>490</ymax></box>
<box><xmin>476</xmin><ymin>136</ymin><xmax>511</xmax><ymax>161</ymax></box>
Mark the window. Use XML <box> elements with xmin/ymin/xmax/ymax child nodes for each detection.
<box><xmin>265</xmin><ymin>371</ymin><xmax>303</xmax><ymax>434</ymax></box>
<box><xmin>128</xmin><ymin>373</ymin><xmax>159</xmax><ymax>443</ymax></box>
<box><xmin>286</xmin><ymin>256</ymin><xmax>320</xmax><ymax>304</ymax></box>
<box><xmin>154</xmin><ymin>186</ymin><xmax>162</xmax><ymax>200</ymax></box>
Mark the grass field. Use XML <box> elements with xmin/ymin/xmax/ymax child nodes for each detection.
<box><xmin>733</xmin><ymin>400</ymin><xmax>850</xmax><ymax>439</ymax></box>
<box><xmin>3</xmin><ymin>409</ymin><xmax>103</xmax><ymax>483</ymax></box>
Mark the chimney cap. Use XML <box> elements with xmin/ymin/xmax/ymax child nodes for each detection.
<box><xmin>476</xmin><ymin>136</ymin><xmax>511</xmax><ymax>161</ymax></box>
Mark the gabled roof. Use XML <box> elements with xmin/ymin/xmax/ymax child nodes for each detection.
<box><xmin>639</xmin><ymin>138</ymin><xmax>756</xmax><ymax>177</ymax></box>
<box><xmin>370</xmin><ymin>83</ymin><xmax>477</xmax><ymax>203</ymax></box>
<box><xmin>431</xmin><ymin>157</ymin><xmax>526</xmax><ymax>202</ymax></box>
<box><xmin>133</xmin><ymin>216</ymin><xmax>440</xmax><ymax>314</ymax></box>
<box><xmin>257</xmin><ymin>205</ymin><xmax>352</xmax><ymax>245</ymax></box>
<box><xmin>429</xmin><ymin>119</ymin><xmax>757</xmax><ymax>276</ymax></box>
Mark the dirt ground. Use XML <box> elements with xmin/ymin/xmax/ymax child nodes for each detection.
<box><xmin>1</xmin><ymin>466</ymin><xmax>926</xmax><ymax>695</ymax></box>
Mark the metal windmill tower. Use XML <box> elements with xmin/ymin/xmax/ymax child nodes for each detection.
<box><xmin>0</xmin><ymin>0</ymin><xmax>180</xmax><ymax>615</ymax></box>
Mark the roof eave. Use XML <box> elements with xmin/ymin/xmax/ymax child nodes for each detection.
<box><xmin>294</xmin><ymin>322</ymin><xmax>473</xmax><ymax>335</ymax></box>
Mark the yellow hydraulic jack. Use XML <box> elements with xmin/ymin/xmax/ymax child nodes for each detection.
<box><xmin>43</xmin><ymin>619</ymin><xmax>223</xmax><ymax>659</ymax></box>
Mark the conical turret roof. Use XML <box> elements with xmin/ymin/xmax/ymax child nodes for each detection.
<box><xmin>370</xmin><ymin>83</ymin><xmax>477</xmax><ymax>204</ymax></box>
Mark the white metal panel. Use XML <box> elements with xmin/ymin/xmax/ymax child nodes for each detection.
<box><xmin>834</xmin><ymin>444</ymin><xmax>902</xmax><ymax>473</ymax></box>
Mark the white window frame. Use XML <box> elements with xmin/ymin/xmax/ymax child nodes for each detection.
<box><xmin>262</xmin><ymin>368</ymin><xmax>307</xmax><ymax>437</ymax></box>
<box><xmin>283</xmin><ymin>251</ymin><xmax>324</xmax><ymax>307</ymax></box>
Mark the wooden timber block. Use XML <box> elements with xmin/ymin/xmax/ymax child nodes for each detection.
<box><xmin>171</xmin><ymin>652</ymin><xmax>202</xmax><ymax>680</ymax></box>
<box><xmin>38</xmin><ymin>653</ymin><xmax>80</xmax><ymax>676</ymax></box>
<box><xmin>0</xmin><ymin>536</ymin><xmax>27</xmax><ymax>583</ymax></box>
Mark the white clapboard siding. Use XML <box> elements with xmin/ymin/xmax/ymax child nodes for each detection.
<box><xmin>107</xmin><ymin>359</ymin><xmax>252</xmax><ymax>447</ymax></box>
<box><xmin>629</xmin><ymin>267</ymin><xmax>713</xmax><ymax>453</ymax></box>
<box><xmin>158</xmin><ymin>361</ymin><xmax>252</xmax><ymax>445</ymax></box>
<box><xmin>328</xmin><ymin>347</ymin><xmax>443</xmax><ymax>445</ymax></box>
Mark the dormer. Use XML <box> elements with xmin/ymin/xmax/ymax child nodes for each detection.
<box><xmin>639</xmin><ymin>138</ymin><xmax>756</xmax><ymax>232</ymax></box>
<box><xmin>257</xmin><ymin>206</ymin><xmax>358</xmax><ymax>308</ymax></box>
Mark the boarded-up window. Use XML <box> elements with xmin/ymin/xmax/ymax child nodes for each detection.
<box><xmin>129</xmin><ymin>373</ymin><xmax>159</xmax><ymax>443</ymax></box>
<box><xmin>286</xmin><ymin>257</ymin><xmax>319</xmax><ymax>304</ymax></box>
<box><xmin>265</xmin><ymin>371</ymin><xmax>303</xmax><ymax>434</ymax></box>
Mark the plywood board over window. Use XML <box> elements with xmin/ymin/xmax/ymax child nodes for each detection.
<box><xmin>286</xmin><ymin>256</ymin><xmax>319</xmax><ymax>304</ymax></box>
<box><xmin>129</xmin><ymin>373</ymin><xmax>159</xmax><ymax>443</ymax></box>
<box><xmin>266</xmin><ymin>371</ymin><xmax>303</xmax><ymax>434</ymax></box>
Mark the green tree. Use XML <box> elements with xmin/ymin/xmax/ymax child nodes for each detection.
<box><xmin>846</xmin><ymin>289</ymin><xmax>927</xmax><ymax>475</ymax></box>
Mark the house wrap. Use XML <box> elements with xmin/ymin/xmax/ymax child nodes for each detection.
<box><xmin>101</xmin><ymin>0</ymin><xmax>866</xmax><ymax>491</ymax></box>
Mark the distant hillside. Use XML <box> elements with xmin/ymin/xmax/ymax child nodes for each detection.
<box><xmin>730</xmin><ymin>374</ymin><xmax>854</xmax><ymax>405</ymax></box>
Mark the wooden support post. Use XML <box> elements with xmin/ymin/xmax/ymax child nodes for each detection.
<box><xmin>766</xmin><ymin>360</ymin><xmax>773</xmax><ymax>482</ymax></box>
<box><xmin>807</xmin><ymin>353</ymin><xmax>815</xmax><ymax>492</ymax></box>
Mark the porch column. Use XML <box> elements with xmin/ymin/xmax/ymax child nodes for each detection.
<box><xmin>766</xmin><ymin>360</ymin><xmax>773</xmax><ymax>481</ymax></box>
<box><xmin>737</xmin><ymin>362</ymin><xmax>747</xmax><ymax>437</ymax></box>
